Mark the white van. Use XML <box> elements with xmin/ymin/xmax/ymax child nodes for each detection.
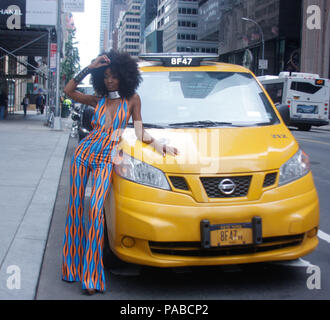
<box><xmin>258</xmin><ymin>72</ymin><xmax>329</xmax><ymax>131</ymax></box>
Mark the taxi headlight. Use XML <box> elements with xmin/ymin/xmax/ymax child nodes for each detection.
<box><xmin>114</xmin><ymin>152</ymin><xmax>171</xmax><ymax>190</ymax></box>
<box><xmin>279</xmin><ymin>149</ymin><xmax>311</xmax><ymax>186</ymax></box>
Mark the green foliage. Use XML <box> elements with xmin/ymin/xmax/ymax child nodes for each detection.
<box><xmin>61</xmin><ymin>29</ymin><xmax>80</xmax><ymax>86</ymax></box>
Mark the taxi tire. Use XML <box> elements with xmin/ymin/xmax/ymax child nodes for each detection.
<box><xmin>103</xmin><ymin>213</ymin><xmax>124</xmax><ymax>269</ymax></box>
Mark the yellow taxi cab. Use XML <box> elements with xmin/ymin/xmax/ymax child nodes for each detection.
<box><xmin>103</xmin><ymin>53</ymin><xmax>319</xmax><ymax>268</ymax></box>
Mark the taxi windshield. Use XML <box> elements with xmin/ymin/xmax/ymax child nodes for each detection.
<box><xmin>134</xmin><ymin>71</ymin><xmax>279</xmax><ymax>128</ymax></box>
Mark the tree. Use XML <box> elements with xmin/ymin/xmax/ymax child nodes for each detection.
<box><xmin>61</xmin><ymin>28</ymin><xmax>80</xmax><ymax>87</ymax></box>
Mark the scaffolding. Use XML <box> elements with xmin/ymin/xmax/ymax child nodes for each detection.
<box><xmin>0</xmin><ymin>26</ymin><xmax>56</xmax><ymax>115</ymax></box>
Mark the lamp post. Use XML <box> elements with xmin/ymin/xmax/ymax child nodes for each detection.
<box><xmin>241</xmin><ymin>17</ymin><xmax>265</xmax><ymax>76</ymax></box>
<box><xmin>53</xmin><ymin>0</ymin><xmax>62</xmax><ymax>130</ymax></box>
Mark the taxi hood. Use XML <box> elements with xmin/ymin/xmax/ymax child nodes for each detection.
<box><xmin>120</xmin><ymin>125</ymin><xmax>298</xmax><ymax>174</ymax></box>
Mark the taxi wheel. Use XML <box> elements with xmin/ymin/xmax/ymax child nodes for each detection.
<box><xmin>103</xmin><ymin>213</ymin><xmax>125</xmax><ymax>269</ymax></box>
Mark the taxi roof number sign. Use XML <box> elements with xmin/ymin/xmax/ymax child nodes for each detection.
<box><xmin>138</xmin><ymin>53</ymin><xmax>219</xmax><ymax>67</ymax></box>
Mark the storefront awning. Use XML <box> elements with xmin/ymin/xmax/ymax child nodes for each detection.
<box><xmin>0</xmin><ymin>27</ymin><xmax>49</xmax><ymax>57</ymax></box>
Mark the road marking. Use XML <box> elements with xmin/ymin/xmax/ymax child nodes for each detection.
<box><xmin>318</xmin><ymin>230</ymin><xmax>330</xmax><ymax>244</ymax></box>
<box><xmin>271</xmin><ymin>258</ymin><xmax>315</xmax><ymax>267</ymax></box>
<box><xmin>273</xmin><ymin>230</ymin><xmax>330</xmax><ymax>268</ymax></box>
<box><xmin>296</xmin><ymin>138</ymin><xmax>330</xmax><ymax>146</ymax></box>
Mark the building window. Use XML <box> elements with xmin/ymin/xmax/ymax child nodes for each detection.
<box><xmin>127</xmin><ymin>18</ymin><xmax>140</xmax><ymax>23</ymax></box>
<box><xmin>126</xmin><ymin>31</ymin><xmax>140</xmax><ymax>36</ymax></box>
<box><xmin>178</xmin><ymin>7</ymin><xmax>198</xmax><ymax>14</ymax></box>
<box><xmin>125</xmin><ymin>38</ymin><xmax>140</xmax><ymax>43</ymax></box>
<box><xmin>178</xmin><ymin>21</ymin><xmax>198</xmax><ymax>28</ymax></box>
<box><xmin>177</xmin><ymin>33</ymin><xmax>197</xmax><ymax>40</ymax></box>
<box><xmin>127</xmin><ymin>24</ymin><xmax>139</xmax><ymax>29</ymax></box>
<box><xmin>125</xmin><ymin>45</ymin><xmax>139</xmax><ymax>50</ymax></box>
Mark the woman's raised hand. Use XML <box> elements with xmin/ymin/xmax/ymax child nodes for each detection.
<box><xmin>164</xmin><ymin>145</ymin><xmax>179</xmax><ymax>157</ymax></box>
<box><xmin>154</xmin><ymin>141</ymin><xmax>180</xmax><ymax>157</ymax></box>
<box><xmin>88</xmin><ymin>55</ymin><xmax>111</xmax><ymax>69</ymax></box>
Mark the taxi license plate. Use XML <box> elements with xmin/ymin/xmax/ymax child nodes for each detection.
<box><xmin>200</xmin><ymin>217</ymin><xmax>262</xmax><ymax>248</ymax></box>
<box><xmin>210</xmin><ymin>223</ymin><xmax>253</xmax><ymax>247</ymax></box>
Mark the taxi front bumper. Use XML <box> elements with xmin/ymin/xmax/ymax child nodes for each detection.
<box><xmin>104</xmin><ymin>173</ymin><xmax>319</xmax><ymax>267</ymax></box>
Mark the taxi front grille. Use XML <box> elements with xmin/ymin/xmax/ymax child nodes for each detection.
<box><xmin>263</xmin><ymin>172</ymin><xmax>277</xmax><ymax>187</ymax></box>
<box><xmin>169</xmin><ymin>176</ymin><xmax>189</xmax><ymax>190</ymax></box>
<box><xmin>200</xmin><ymin>176</ymin><xmax>252</xmax><ymax>198</ymax></box>
<box><xmin>149</xmin><ymin>234</ymin><xmax>304</xmax><ymax>257</ymax></box>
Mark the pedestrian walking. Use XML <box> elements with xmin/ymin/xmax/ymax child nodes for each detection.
<box><xmin>61</xmin><ymin>50</ymin><xmax>179</xmax><ymax>295</ymax></box>
<box><xmin>62</xmin><ymin>97</ymin><xmax>72</xmax><ymax>117</ymax></box>
<box><xmin>36</xmin><ymin>93</ymin><xmax>44</xmax><ymax>114</ymax></box>
<box><xmin>0</xmin><ymin>89</ymin><xmax>8</xmax><ymax>120</ymax></box>
<box><xmin>21</xmin><ymin>94</ymin><xmax>29</xmax><ymax>116</ymax></box>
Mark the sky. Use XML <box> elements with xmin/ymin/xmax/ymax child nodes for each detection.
<box><xmin>72</xmin><ymin>0</ymin><xmax>101</xmax><ymax>85</ymax></box>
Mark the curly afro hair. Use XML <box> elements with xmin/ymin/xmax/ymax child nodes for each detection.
<box><xmin>90</xmin><ymin>50</ymin><xmax>142</xmax><ymax>99</ymax></box>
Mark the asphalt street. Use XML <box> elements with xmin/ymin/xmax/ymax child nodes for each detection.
<box><xmin>36</xmin><ymin>126</ymin><xmax>330</xmax><ymax>300</ymax></box>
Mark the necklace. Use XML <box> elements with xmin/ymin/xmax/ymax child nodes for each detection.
<box><xmin>107</xmin><ymin>91</ymin><xmax>121</xmax><ymax>99</ymax></box>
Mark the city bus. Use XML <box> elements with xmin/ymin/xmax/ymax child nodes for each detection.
<box><xmin>258</xmin><ymin>72</ymin><xmax>329</xmax><ymax>131</ymax></box>
<box><xmin>76</xmin><ymin>84</ymin><xmax>94</xmax><ymax>96</ymax></box>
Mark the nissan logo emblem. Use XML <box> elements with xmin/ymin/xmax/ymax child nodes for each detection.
<box><xmin>218</xmin><ymin>179</ymin><xmax>236</xmax><ymax>195</ymax></box>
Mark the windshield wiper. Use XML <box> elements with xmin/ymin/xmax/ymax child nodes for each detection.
<box><xmin>168</xmin><ymin>120</ymin><xmax>237</xmax><ymax>127</ymax></box>
<box><xmin>253</xmin><ymin>122</ymin><xmax>272</xmax><ymax>126</ymax></box>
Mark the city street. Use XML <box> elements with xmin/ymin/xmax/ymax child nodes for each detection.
<box><xmin>2</xmin><ymin>0</ymin><xmax>330</xmax><ymax>308</ymax></box>
<box><xmin>36</xmin><ymin>126</ymin><xmax>330</xmax><ymax>300</ymax></box>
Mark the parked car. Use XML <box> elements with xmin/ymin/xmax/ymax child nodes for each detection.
<box><xmin>99</xmin><ymin>53</ymin><xmax>319</xmax><ymax>269</ymax></box>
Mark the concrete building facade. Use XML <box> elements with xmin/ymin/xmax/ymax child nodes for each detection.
<box><xmin>198</xmin><ymin>0</ymin><xmax>303</xmax><ymax>76</ymax></box>
<box><xmin>157</xmin><ymin>0</ymin><xmax>218</xmax><ymax>53</ymax></box>
<box><xmin>100</xmin><ymin>0</ymin><xmax>111</xmax><ymax>53</ymax></box>
<box><xmin>109</xmin><ymin>0</ymin><xmax>128</xmax><ymax>50</ymax></box>
<box><xmin>300</xmin><ymin>0</ymin><xmax>330</xmax><ymax>79</ymax></box>
<box><xmin>117</xmin><ymin>0</ymin><xmax>141</xmax><ymax>57</ymax></box>
<box><xmin>140</xmin><ymin>0</ymin><xmax>158</xmax><ymax>52</ymax></box>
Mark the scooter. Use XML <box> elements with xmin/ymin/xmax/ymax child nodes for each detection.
<box><xmin>70</xmin><ymin>103</ymin><xmax>94</xmax><ymax>141</ymax></box>
<box><xmin>70</xmin><ymin>104</ymin><xmax>80</xmax><ymax>138</ymax></box>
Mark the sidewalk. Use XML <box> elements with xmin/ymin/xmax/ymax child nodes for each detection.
<box><xmin>0</xmin><ymin>111</ymin><xmax>72</xmax><ymax>299</ymax></box>
<box><xmin>312</xmin><ymin>124</ymin><xmax>330</xmax><ymax>131</ymax></box>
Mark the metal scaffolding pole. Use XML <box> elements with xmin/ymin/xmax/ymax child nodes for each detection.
<box><xmin>45</xmin><ymin>27</ymin><xmax>51</xmax><ymax>125</ymax></box>
<box><xmin>0</xmin><ymin>45</ymin><xmax>47</xmax><ymax>78</ymax></box>
<box><xmin>0</xmin><ymin>32</ymin><xmax>48</xmax><ymax>60</ymax></box>
<box><xmin>53</xmin><ymin>0</ymin><xmax>62</xmax><ymax>131</ymax></box>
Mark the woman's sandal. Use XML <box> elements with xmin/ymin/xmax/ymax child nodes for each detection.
<box><xmin>86</xmin><ymin>289</ymin><xmax>96</xmax><ymax>295</ymax></box>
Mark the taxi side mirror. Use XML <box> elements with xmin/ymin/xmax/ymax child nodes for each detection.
<box><xmin>276</xmin><ymin>104</ymin><xmax>290</xmax><ymax>126</ymax></box>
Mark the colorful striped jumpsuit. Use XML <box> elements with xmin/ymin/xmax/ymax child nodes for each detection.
<box><xmin>62</xmin><ymin>96</ymin><xmax>128</xmax><ymax>292</ymax></box>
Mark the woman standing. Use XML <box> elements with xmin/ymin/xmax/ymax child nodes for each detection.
<box><xmin>22</xmin><ymin>94</ymin><xmax>29</xmax><ymax>116</ymax></box>
<box><xmin>61</xmin><ymin>50</ymin><xmax>179</xmax><ymax>295</ymax></box>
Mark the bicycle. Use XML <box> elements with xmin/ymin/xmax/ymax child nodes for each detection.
<box><xmin>45</xmin><ymin>105</ymin><xmax>55</xmax><ymax>128</ymax></box>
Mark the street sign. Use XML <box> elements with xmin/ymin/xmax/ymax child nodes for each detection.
<box><xmin>63</xmin><ymin>0</ymin><xmax>85</xmax><ymax>12</ymax></box>
<box><xmin>50</xmin><ymin>43</ymin><xmax>57</xmax><ymax>71</ymax></box>
<box><xmin>259</xmin><ymin>59</ymin><xmax>268</xmax><ymax>70</ymax></box>
<box><xmin>26</xmin><ymin>0</ymin><xmax>57</xmax><ymax>26</ymax></box>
